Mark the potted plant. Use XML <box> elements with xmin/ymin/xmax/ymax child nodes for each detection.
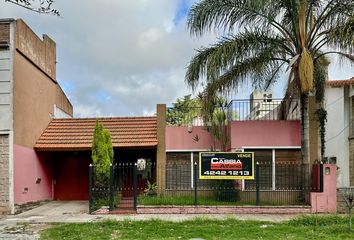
<box><xmin>144</xmin><ymin>180</ymin><xmax>157</xmax><ymax>196</ymax></box>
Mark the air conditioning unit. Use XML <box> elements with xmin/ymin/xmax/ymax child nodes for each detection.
<box><xmin>263</xmin><ymin>93</ymin><xmax>272</xmax><ymax>102</ymax></box>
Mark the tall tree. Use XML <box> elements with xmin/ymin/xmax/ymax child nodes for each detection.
<box><xmin>199</xmin><ymin>93</ymin><xmax>229</xmax><ymax>151</ymax></box>
<box><xmin>166</xmin><ymin>94</ymin><xmax>201</xmax><ymax>126</ymax></box>
<box><xmin>5</xmin><ymin>0</ymin><xmax>60</xmax><ymax>15</ymax></box>
<box><xmin>92</xmin><ymin>120</ymin><xmax>114</xmax><ymax>184</ymax></box>
<box><xmin>186</xmin><ymin>0</ymin><xmax>354</xmax><ymax>164</ymax></box>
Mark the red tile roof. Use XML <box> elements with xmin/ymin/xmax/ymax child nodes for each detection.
<box><xmin>35</xmin><ymin>117</ymin><xmax>158</xmax><ymax>151</ymax></box>
<box><xmin>327</xmin><ymin>77</ymin><xmax>354</xmax><ymax>87</ymax></box>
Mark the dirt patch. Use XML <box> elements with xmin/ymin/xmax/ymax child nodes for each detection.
<box><xmin>3</xmin><ymin>222</ymin><xmax>50</xmax><ymax>234</ymax></box>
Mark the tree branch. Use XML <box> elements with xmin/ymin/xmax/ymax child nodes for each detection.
<box><xmin>5</xmin><ymin>0</ymin><xmax>60</xmax><ymax>16</ymax></box>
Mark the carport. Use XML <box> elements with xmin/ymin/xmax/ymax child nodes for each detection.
<box><xmin>34</xmin><ymin>117</ymin><xmax>158</xmax><ymax>201</ymax></box>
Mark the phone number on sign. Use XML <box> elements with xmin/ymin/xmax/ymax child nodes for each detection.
<box><xmin>203</xmin><ymin>170</ymin><xmax>250</xmax><ymax>176</ymax></box>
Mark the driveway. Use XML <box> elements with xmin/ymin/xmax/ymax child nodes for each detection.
<box><xmin>0</xmin><ymin>201</ymin><xmax>89</xmax><ymax>240</ymax></box>
<box><xmin>16</xmin><ymin>201</ymin><xmax>88</xmax><ymax>218</ymax></box>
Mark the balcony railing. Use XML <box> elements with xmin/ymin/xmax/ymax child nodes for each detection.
<box><xmin>166</xmin><ymin>98</ymin><xmax>300</xmax><ymax>127</ymax></box>
<box><xmin>227</xmin><ymin>98</ymin><xmax>300</xmax><ymax>121</ymax></box>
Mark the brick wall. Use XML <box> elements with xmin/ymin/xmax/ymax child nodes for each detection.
<box><xmin>337</xmin><ymin>188</ymin><xmax>352</xmax><ymax>213</ymax></box>
<box><xmin>0</xmin><ymin>134</ymin><xmax>10</xmax><ymax>214</ymax></box>
<box><xmin>137</xmin><ymin>206</ymin><xmax>311</xmax><ymax>214</ymax></box>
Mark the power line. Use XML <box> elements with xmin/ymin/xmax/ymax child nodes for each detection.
<box><xmin>326</xmin><ymin>124</ymin><xmax>349</xmax><ymax>142</ymax></box>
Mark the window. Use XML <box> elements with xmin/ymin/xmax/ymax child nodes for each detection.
<box><xmin>244</xmin><ymin>149</ymin><xmax>301</xmax><ymax>190</ymax></box>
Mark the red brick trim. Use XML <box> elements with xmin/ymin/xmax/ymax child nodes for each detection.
<box><xmin>137</xmin><ymin>206</ymin><xmax>311</xmax><ymax>214</ymax></box>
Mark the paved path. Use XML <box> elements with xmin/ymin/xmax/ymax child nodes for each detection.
<box><xmin>0</xmin><ymin>201</ymin><xmax>302</xmax><ymax>239</ymax></box>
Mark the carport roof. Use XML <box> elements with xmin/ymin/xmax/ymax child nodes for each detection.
<box><xmin>35</xmin><ymin>117</ymin><xmax>158</xmax><ymax>151</ymax></box>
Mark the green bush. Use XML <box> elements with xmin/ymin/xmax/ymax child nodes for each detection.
<box><xmin>92</xmin><ymin>193</ymin><xmax>120</xmax><ymax>212</ymax></box>
<box><xmin>215</xmin><ymin>180</ymin><xmax>240</xmax><ymax>202</ymax></box>
<box><xmin>91</xmin><ymin>120</ymin><xmax>114</xmax><ymax>185</ymax></box>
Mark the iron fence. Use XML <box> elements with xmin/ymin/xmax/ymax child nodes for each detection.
<box><xmin>166</xmin><ymin>98</ymin><xmax>300</xmax><ymax>127</ymax></box>
<box><xmin>227</xmin><ymin>98</ymin><xmax>300</xmax><ymax>121</ymax></box>
<box><xmin>89</xmin><ymin>161</ymin><xmax>322</xmax><ymax>213</ymax></box>
<box><xmin>159</xmin><ymin>161</ymin><xmax>314</xmax><ymax>206</ymax></box>
<box><xmin>88</xmin><ymin>165</ymin><xmax>110</xmax><ymax>213</ymax></box>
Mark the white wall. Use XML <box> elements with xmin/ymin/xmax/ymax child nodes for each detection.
<box><xmin>325</xmin><ymin>86</ymin><xmax>350</xmax><ymax>187</ymax></box>
<box><xmin>0</xmin><ymin>20</ymin><xmax>15</xmax><ymax>214</ymax></box>
<box><xmin>0</xmin><ymin>44</ymin><xmax>12</xmax><ymax>132</ymax></box>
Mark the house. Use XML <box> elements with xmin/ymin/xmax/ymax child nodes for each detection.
<box><xmin>0</xmin><ymin>18</ymin><xmax>336</xmax><ymax>214</ymax></box>
<box><xmin>0</xmin><ymin>19</ymin><xmax>73</xmax><ymax>214</ymax></box>
<box><xmin>165</xmin><ymin>94</ymin><xmax>303</xmax><ymax>199</ymax></box>
<box><xmin>0</xmin><ymin>19</ymin><xmax>166</xmax><ymax>214</ymax></box>
<box><xmin>34</xmin><ymin>111</ymin><xmax>166</xmax><ymax>200</ymax></box>
<box><xmin>325</xmin><ymin>77</ymin><xmax>354</xmax><ymax>188</ymax></box>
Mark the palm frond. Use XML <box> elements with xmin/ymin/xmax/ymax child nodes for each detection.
<box><xmin>324</xmin><ymin>17</ymin><xmax>354</xmax><ymax>53</ymax></box>
<box><xmin>186</xmin><ymin>0</ymin><xmax>353</xmax><ymax>111</ymax></box>
<box><xmin>187</xmin><ymin>0</ymin><xmax>239</xmax><ymax>36</ymax></box>
<box><xmin>201</xmin><ymin>51</ymin><xmax>286</xmax><ymax>96</ymax></box>
<box><xmin>187</xmin><ymin>0</ymin><xmax>297</xmax><ymax>47</ymax></box>
<box><xmin>185</xmin><ymin>30</ymin><xmax>290</xmax><ymax>90</ymax></box>
<box><xmin>308</xmin><ymin>0</ymin><xmax>354</xmax><ymax>49</ymax></box>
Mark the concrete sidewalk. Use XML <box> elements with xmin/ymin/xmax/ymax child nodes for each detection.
<box><xmin>0</xmin><ymin>201</ymin><xmax>302</xmax><ymax>239</ymax></box>
<box><xmin>3</xmin><ymin>201</ymin><xmax>301</xmax><ymax>223</ymax></box>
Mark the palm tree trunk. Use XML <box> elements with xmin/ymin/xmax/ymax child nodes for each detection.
<box><xmin>301</xmin><ymin>94</ymin><xmax>311</xmax><ymax>198</ymax></box>
<box><xmin>301</xmin><ymin>94</ymin><xmax>311</xmax><ymax>165</ymax></box>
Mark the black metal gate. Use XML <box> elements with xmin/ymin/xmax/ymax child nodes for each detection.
<box><xmin>89</xmin><ymin>161</ymin><xmax>156</xmax><ymax>213</ymax></box>
<box><xmin>109</xmin><ymin>163</ymin><xmax>137</xmax><ymax>212</ymax></box>
<box><xmin>88</xmin><ymin>163</ymin><xmax>137</xmax><ymax>214</ymax></box>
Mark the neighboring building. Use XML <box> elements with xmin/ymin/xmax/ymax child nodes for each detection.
<box><xmin>166</xmin><ymin>95</ymin><xmax>302</xmax><ymax>194</ymax></box>
<box><xmin>325</xmin><ymin>77</ymin><xmax>354</xmax><ymax>188</ymax></box>
<box><xmin>248</xmin><ymin>91</ymin><xmax>280</xmax><ymax>120</ymax></box>
<box><xmin>0</xmin><ymin>19</ymin><xmax>72</xmax><ymax>214</ymax></box>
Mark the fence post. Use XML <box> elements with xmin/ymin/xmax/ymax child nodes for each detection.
<box><xmin>109</xmin><ymin>164</ymin><xmax>114</xmax><ymax>211</ymax></box>
<box><xmin>194</xmin><ymin>162</ymin><xmax>198</xmax><ymax>207</ymax></box>
<box><xmin>133</xmin><ymin>163</ymin><xmax>138</xmax><ymax>211</ymax></box>
<box><xmin>256</xmin><ymin>162</ymin><xmax>260</xmax><ymax>206</ymax></box>
<box><xmin>89</xmin><ymin>164</ymin><xmax>93</xmax><ymax>214</ymax></box>
<box><xmin>319</xmin><ymin>162</ymin><xmax>324</xmax><ymax>192</ymax></box>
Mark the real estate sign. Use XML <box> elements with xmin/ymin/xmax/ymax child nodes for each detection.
<box><xmin>199</xmin><ymin>152</ymin><xmax>254</xmax><ymax>180</ymax></box>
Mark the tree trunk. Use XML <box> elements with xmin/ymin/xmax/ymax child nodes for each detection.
<box><xmin>301</xmin><ymin>94</ymin><xmax>311</xmax><ymax>165</ymax></box>
<box><xmin>301</xmin><ymin>94</ymin><xmax>311</xmax><ymax>198</ymax></box>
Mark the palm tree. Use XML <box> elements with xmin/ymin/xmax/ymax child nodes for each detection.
<box><xmin>186</xmin><ymin>0</ymin><xmax>354</xmax><ymax>165</ymax></box>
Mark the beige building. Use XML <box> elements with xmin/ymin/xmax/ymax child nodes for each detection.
<box><xmin>0</xmin><ymin>19</ymin><xmax>72</xmax><ymax>214</ymax></box>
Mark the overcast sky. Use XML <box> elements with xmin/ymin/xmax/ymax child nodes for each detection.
<box><xmin>0</xmin><ymin>0</ymin><xmax>352</xmax><ymax>117</ymax></box>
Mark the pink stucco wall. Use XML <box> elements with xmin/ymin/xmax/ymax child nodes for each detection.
<box><xmin>166</xmin><ymin>126</ymin><xmax>220</xmax><ymax>151</ymax></box>
<box><xmin>14</xmin><ymin>144</ymin><xmax>53</xmax><ymax>204</ymax></box>
<box><xmin>310</xmin><ymin>164</ymin><xmax>337</xmax><ymax>213</ymax></box>
<box><xmin>229</xmin><ymin>120</ymin><xmax>301</xmax><ymax>149</ymax></box>
<box><xmin>166</xmin><ymin>121</ymin><xmax>301</xmax><ymax>151</ymax></box>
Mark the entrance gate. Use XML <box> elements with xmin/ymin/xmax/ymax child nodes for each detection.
<box><xmin>89</xmin><ymin>161</ymin><xmax>155</xmax><ymax>214</ymax></box>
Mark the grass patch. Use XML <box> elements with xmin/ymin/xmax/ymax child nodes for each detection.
<box><xmin>41</xmin><ymin>215</ymin><xmax>354</xmax><ymax>240</ymax></box>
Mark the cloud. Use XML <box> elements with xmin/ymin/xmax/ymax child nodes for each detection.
<box><xmin>0</xmin><ymin>0</ymin><xmax>352</xmax><ymax>118</ymax></box>
<box><xmin>0</xmin><ymin>0</ymin><xmax>218</xmax><ymax>117</ymax></box>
